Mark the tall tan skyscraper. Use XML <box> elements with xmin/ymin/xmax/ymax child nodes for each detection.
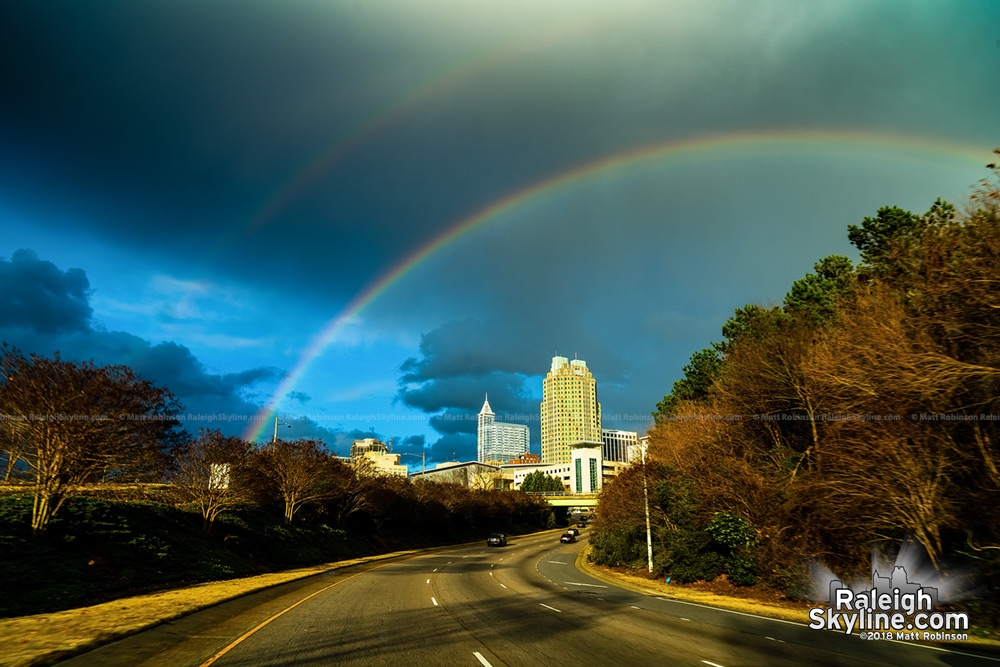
<box><xmin>540</xmin><ymin>356</ymin><xmax>602</xmax><ymax>463</ymax></box>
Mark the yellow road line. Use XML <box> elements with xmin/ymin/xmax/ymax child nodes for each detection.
<box><xmin>198</xmin><ymin>565</ymin><xmax>386</xmax><ymax>667</ymax></box>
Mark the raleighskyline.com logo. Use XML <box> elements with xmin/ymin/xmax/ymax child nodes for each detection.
<box><xmin>809</xmin><ymin>565</ymin><xmax>969</xmax><ymax>641</ymax></box>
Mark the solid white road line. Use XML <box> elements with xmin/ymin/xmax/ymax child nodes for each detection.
<box><xmin>432</xmin><ymin>597</ymin><xmax>439</xmax><ymax>606</ymax></box>
<box><xmin>547</xmin><ymin>561</ymin><xmax>567</xmax><ymax>564</ymax></box>
<box><xmin>564</xmin><ymin>582</ymin><xmax>606</xmax><ymax>588</ymax></box>
<box><xmin>474</xmin><ymin>651</ymin><xmax>493</xmax><ymax>667</ymax></box>
<box><xmin>540</xmin><ymin>603</ymin><xmax>562</xmax><ymax>613</ymax></box>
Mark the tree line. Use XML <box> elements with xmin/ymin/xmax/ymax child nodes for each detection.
<box><xmin>592</xmin><ymin>157</ymin><xmax>1000</xmax><ymax>619</ymax></box>
<box><xmin>0</xmin><ymin>347</ymin><xmax>550</xmax><ymax>538</ymax></box>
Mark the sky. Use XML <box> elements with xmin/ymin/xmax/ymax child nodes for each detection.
<box><xmin>1</xmin><ymin>0</ymin><xmax>998</xmax><ymax>468</ymax></box>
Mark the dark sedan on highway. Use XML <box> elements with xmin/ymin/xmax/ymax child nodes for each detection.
<box><xmin>559</xmin><ymin>532</ymin><xmax>576</xmax><ymax>543</ymax></box>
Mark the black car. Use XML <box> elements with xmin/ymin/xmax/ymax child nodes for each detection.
<box><xmin>487</xmin><ymin>532</ymin><xmax>507</xmax><ymax>547</ymax></box>
<box><xmin>559</xmin><ymin>532</ymin><xmax>576</xmax><ymax>543</ymax></box>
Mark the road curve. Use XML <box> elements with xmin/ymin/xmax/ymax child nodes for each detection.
<box><xmin>58</xmin><ymin>531</ymin><xmax>998</xmax><ymax>666</ymax></box>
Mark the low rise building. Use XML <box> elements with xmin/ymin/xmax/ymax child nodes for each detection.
<box><xmin>350</xmin><ymin>438</ymin><xmax>407</xmax><ymax>477</ymax></box>
<box><xmin>507</xmin><ymin>440</ymin><xmax>625</xmax><ymax>493</ymax></box>
<box><xmin>409</xmin><ymin>461</ymin><xmax>505</xmax><ymax>490</ymax></box>
<box><xmin>601</xmin><ymin>428</ymin><xmax>638</xmax><ymax>463</ymax></box>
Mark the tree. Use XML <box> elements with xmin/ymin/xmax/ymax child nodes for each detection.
<box><xmin>325</xmin><ymin>458</ymin><xmax>369</xmax><ymax>525</ymax></box>
<box><xmin>652</xmin><ymin>347</ymin><xmax>723</xmax><ymax>424</ymax></box>
<box><xmin>0</xmin><ymin>346</ymin><xmax>182</xmax><ymax>536</ymax></box>
<box><xmin>259</xmin><ymin>438</ymin><xmax>339</xmax><ymax>523</ymax></box>
<box><xmin>520</xmin><ymin>470</ymin><xmax>564</xmax><ymax>493</ymax></box>
<box><xmin>847</xmin><ymin>205</ymin><xmax>922</xmax><ymax>274</ymax></box>
<box><xmin>783</xmin><ymin>255</ymin><xmax>855</xmax><ymax>323</ymax></box>
<box><xmin>1</xmin><ymin>416</ymin><xmax>28</xmax><ymax>483</ymax></box>
<box><xmin>172</xmin><ymin>429</ymin><xmax>251</xmax><ymax>532</ymax></box>
<box><xmin>717</xmin><ymin>304</ymin><xmax>785</xmax><ymax>355</ymax></box>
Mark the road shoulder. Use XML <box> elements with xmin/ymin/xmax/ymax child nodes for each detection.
<box><xmin>2</xmin><ymin>528</ymin><xmax>563</xmax><ymax>667</ymax></box>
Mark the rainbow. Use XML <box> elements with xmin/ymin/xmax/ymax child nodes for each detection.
<box><xmin>243</xmin><ymin>128</ymin><xmax>992</xmax><ymax>440</ymax></box>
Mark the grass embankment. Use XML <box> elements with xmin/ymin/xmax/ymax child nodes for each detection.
<box><xmin>0</xmin><ymin>492</ymin><xmax>543</xmax><ymax>619</ymax></box>
<box><xmin>0</xmin><ymin>551</ymin><xmax>416</xmax><ymax>667</ymax></box>
<box><xmin>576</xmin><ymin>545</ymin><xmax>812</xmax><ymax>623</ymax></box>
<box><xmin>1</xmin><ymin>509</ymin><xmax>558</xmax><ymax>667</ymax></box>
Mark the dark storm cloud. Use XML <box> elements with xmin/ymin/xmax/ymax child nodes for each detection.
<box><xmin>428</xmin><ymin>433</ymin><xmax>477</xmax><ymax>464</ymax></box>
<box><xmin>0</xmin><ymin>324</ymin><xmax>282</xmax><ymax>433</ymax></box>
<box><xmin>397</xmin><ymin>317</ymin><xmax>648</xmax><ymax>447</ymax></box>
<box><xmin>3</xmin><ymin>0</ymin><xmax>998</xmax><ymax>320</ymax></box>
<box><xmin>394</xmin><ymin>434</ymin><xmax>428</xmax><ymax>462</ymax></box>
<box><xmin>397</xmin><ymin>369</ymin><xmax>537</xmax><ymax>416</ymax></box>
<box><xmin>400</xmin><ymin>318</ymin><xmax>550</xmax><ymax>381</ymax></box>
<box><xmin>429</xmin><ymin>409</ymin><xmax>478</xmax><ymax>436</ymax></box>
<box><xmin>4</xmin><ymin>0</ymin><xmax>998</xmax><ymax>459</ymax></box>
<box><xmin>0</xmin><ymin>249</ymin><xmax>365</xmax><ymax>442</ymax></box>
<box><xmin>0</xmin><ymin>249</ymin><xmax>92</xmax><ymax>332</ymax></box>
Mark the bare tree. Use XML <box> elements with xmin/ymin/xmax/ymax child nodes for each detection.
<box><xmin>326</xmin><ymin>458</ymin><xmax>369</xmax><ymax>525</ymax></box>
<box><xmin>172</xmin><ymin>429</ymin><xmax>251</xmax><ymax>532</ymax></box>
<box><xmin>0</xmin><ymin>346</ymin><xmax>182</xmax><ymax>536</ymax></box>
<box><xmin>259</xmin><ymin>439</ymin><xmax>338</xmax><ymax>523</ymax></box>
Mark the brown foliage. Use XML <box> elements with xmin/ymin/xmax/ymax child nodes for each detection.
<box><xmin>643</xmin><ymin>171</ymin><xmax>1000</xmax><ymax>583</ymax></box>
<box><xmin>0</xmin><ymin>347</ymin><xmax>182</xmax><ymax>536</ymax></box>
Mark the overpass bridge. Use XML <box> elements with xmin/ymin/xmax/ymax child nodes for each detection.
<box><xmin>524</xmin><ymin>492</ymin><xmax>598</xmax><ymax>508</ymax></box>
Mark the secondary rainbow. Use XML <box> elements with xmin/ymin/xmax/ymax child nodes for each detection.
<box><xmin>243</xmin><ymin>128</ymin><xmax>992</xmax><ymax>441</ymax></box>
<box><xmin>241</xmin><ymin>7</ymin><xmax>620</xmax><ymax>237</ymax></box>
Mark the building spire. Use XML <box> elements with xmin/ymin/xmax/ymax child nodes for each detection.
<box><xmin>480</xmin><ymin>393</ymin><xmax>494</xmax><ymax>415</ymax></box>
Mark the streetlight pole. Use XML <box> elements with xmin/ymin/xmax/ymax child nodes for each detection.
<box><xmin>642</xmin><ymin>443</ymin><xmax>653</xmax><ymax>574</ymax></box>
<box><xmin>400</xmin><ymin>451</ymin><xmax>426</xmax><ymax>476</ymax></box>
<box><xmin>273</xmin><ymin>416</ymin><xmax>291</xmax><ymax>443</ymax></box>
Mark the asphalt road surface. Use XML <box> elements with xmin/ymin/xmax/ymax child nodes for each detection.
<box><xmin>59</xmin><ymin>531</ymin><xmax>998</xmax><ymax>667</ymax></box>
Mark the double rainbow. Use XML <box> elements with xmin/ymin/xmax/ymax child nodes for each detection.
<box><xmin>243</xmin><ymin>129</ymin><xmax>991</xmax><ymax>441</ymax></box>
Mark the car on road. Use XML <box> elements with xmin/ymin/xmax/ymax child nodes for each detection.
<box><xmin>577</xmin><ymin>521</ymin><xmax>587</xmax><ymax>528</ymax></box>
<box><xmin>487</xmin><ymin>532</ymin><xmax>507</xmax><ymax>547</ymax></box>
<box><xmin>559</xmin><ymin>532</ymin><xmax>576</xmax><ymax>543</ymax></box>
<box><xmin>566</xmin><ymin>527</ymin><xmax>580</xmax><ymax>536</ymax></box>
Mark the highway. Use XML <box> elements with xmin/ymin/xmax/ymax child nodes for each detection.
<box><xmin>59</xmin><ymin>531</ymin><xmax>998</xmax><ymax>666</ymax></box>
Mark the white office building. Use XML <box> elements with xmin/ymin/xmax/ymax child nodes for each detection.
<box><xmin>477</xmin><ymin>395</ymin><xmax>530</xmax><ymax>463</ymax></box>
<box><xmin>601</xmin><ymin>429</ymin><xmax>638</xmax><ymax>463</ymax></box>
